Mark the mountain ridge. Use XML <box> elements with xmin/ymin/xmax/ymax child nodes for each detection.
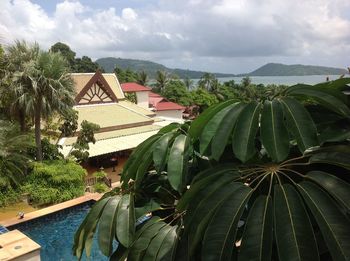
<box><xmin>95</xmin><ymin>57</ymin><xmax>347</xmax><ymax>78</ymax></box>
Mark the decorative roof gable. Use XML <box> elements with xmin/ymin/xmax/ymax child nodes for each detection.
<box><xmin>74</xmin><ymin>71</ymin><xmax>118</xmax><ymax>105</ymax></box>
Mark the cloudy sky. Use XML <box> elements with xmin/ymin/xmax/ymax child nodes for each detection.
<box><xmin>0</xmin><ymin>0</ymin><xmax>349</xmax><ymax>73</ymax></box>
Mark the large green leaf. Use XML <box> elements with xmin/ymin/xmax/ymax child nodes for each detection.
<box><xmin>73</xmin><ymin>197</ymin><xmax>110</xmax><ymax>259</ymax></box>
<box><xmin>142</xmin><ymin>225</ymin><xmax>178</xmax><ymax>261</ymax></box>
<box><xmin>232</xmin><ymin>101</ymin><xmax>261</xmax><ymax>162</ymax></box>
<box><xmin>177</xmin><ymin>164</ymin><xmax>239</xmax><ymax>211</ymax></box>
<box><xmin>202</xmin><ymin>184</ymin><xmax>252</xmax><ymax>261</ymax></box>
<box><xmin>122</xmin><ymin>134</ymin><xmax>161</xmax><ymax>186</ymax></box>
<box><xmin>238</xmin><ymin>195</ymin><xmax>273</xmax><ymax>261</ymax></box>
<box><xmin>298</xmin><ymin>181</ymin><xmax>350</xmax><ymax>261</ymax></box>
<box><xmin>98</xmin><ymin>196</ymin><xmax>121</xmax><ymax>256</ymax></box>
<box><xmin>288</xmin><ymin>87</ymin><xmax>350</xmax><ymax>116</ymax></box>
<box><xmin>307</xmin><ymin>171</ymin><xmax>350</xmax><ymax>211</ymax></box>
<box><xmin>280</xmin><ymin>97</ymin><xmax>318</xmax><ymax>152</ymax></box>
<box><xmin>211</xmin><ymin>102</ymin><xmax>246</xmax><ymax>161</ymax></box>
<box><xmin>187</xmin><ymin>182</ymin><xmax>245</xmax><ymax>255</ymax></box>
<box><xmin>309</xmin><ymin>151</ymin><xmax>350</xmax><ymax>170</ymax></box>
<box><xmin>128</xmin><ymin>219</ymin><xmax>167</xmax><ymax>261</ymax></box>
<box><xmin>199</xmin><ymin>103</ymin><xmax>237</xmax><ymax>154</ymax></box>
<box><xmin>116</xmin><ymin>194</ymin><xmax>135</xmax><ymax>247</ymax></box>
<box><xmin>167</xmin><ymin>134</ymin><xmax>190</xmax><ymax>192</ymax></box>
<box><xmin>157</xmin><ymin>226</ymin><xmax>178</xmax><ymax>261</ymax></box>
<box><xmin>189</xmin><ymin>100</ymin><xmax>235</xmax><ymax>139</ymax></box>
<box><xmin>261</xmin><ymin>100</ymin><xmax>289</xmax><ymax>162</ymax></box>
<box><xmin>274</xmin><ymin>184</ymin><xmax>319</xmax><ymax>261</ymax></box>
<box><xmin>134</xmin><ymin>147</ymin><xmax>156</xmax><ymax>189</ymax></box>
<box><xmin>314</xmin><ymin>77</ymin><xmax>350</xmax><ymax>92</ymax></box>
<box><xmin>153</xmin><ymin>132</ymin><xmax>175</xmax><ymax>173</ymax></box>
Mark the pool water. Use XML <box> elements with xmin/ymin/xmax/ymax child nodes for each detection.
<box><xmin>9</xmin><ymin>202</ymin><xmax>109</xmax><ymax>261</ymax></box>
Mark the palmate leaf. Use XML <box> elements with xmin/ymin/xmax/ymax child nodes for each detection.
<box><xmin>306</xmin><ymin>171</ymin><xmax>350</xmax><ymax>211</ymax></box>
<box><xmin>153</xmin><ymin>132</ymin><xmax>175</xmax><ymax>173</ymax></box>
<box><xmin>116</xmin><ymin>193</ymin><xmax>135</xmax><ymax>247</ymax></box>
<box><xmin>280</xmin><ymin>97</ymin><xmax>319</xmax><ymax>152</ymax></box>
<box><xmin>260</xmin><ymin>100</ymin><xmax>289</xmax><ymax>162</ymax></box>
<box><xmin>232</xmin><ymin>101</ymin><xmax>261</xmax><ymax>162</ymax></box>
<box><xmin>186</xmin><ymin>182</ymin><xmax>245</xmax><ymax>256</ymax></box>
<box><xmin>177</xmin><ymin>164</ymin><xmax>239</xmax><ymax>211</ymax></box>
<box><xmin>199</xmin><ymin>102</ymin><xmax>237</xmax><ymax>154</ymax></box>
<box><xmin>288</xmin><ymin>87</ymin><xmax>350</xmax><ymax>116</ymax></box>
<box><xmin>211</xmin><ymin>102</ymin><xmax>246</xmax><ymax>161</ymax></box>
<box><xmin>98</xmin><ymin>196</ymin><xmax>121</xmax><ymax>256</ymax></box>
<box><xmin>202</xmin><ymin>184</ymin><xmax>252</xmax><ymax>261</ymax></box>
<box><xmin>298</xmin><ymin>181</ymin><xmax>350</xmax><ymax>261</ymax></box>
<box><xmin>189</xmin><ymin>100</ymin><xmax>235</xmax><ymax>140</ymax></box>
<box><xmin>238</xmin><ymin>195</ymin><xmax>273</xmax><ymax>261</ymax></box>
<box><xmin>142</xmin><ymin>225</ymin><xmax>179</xmax><ymax>261</ymax></box>
<box><xmin>167</xmin><ymin>134</ymin><xmax>190</xmax><ymax>192</ymax></box>
<box><xmin>274</xmin><ymin>184</ymin><xmax>319</xmax><ymax>261</ymax></box>
<box><xmin>73</xmin><ymin>197</ymin><xmax>110</xmax><ymax>259</ymax></box>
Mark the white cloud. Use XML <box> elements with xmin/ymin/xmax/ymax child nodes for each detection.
<box><xmin>0</xmin><ymin>0</ymin><xmax>349</xmax><ymax>73</ymax></box>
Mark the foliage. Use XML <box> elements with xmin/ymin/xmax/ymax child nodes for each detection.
<box><xmin>0</xmin><ymin>176</ymin><xmax>22</xmax><ymax>207</ymax></box>
<box><xmin>74</xmin><ymin>78</ymin><xmax>350</xmax><ymax>261</ymax></box>
<box><xmin>93</xmin><ymin>183</ymin><xmax>109</xmax><ymax>193</ymax></box>
<box><xmin>125</xmin><ymin>92</ymin><xmax>137</xmax><ymax>103</ymax></box>
<box><xmin>70</xmin><ymin>120</ymin><xmax>100</xmax><ymax>162</ymax></box>
<box><xmin>93</xmin><ymin>170</ymin><xmax>107</xmax><ymax>180</ymax></box>
<box><xmin>25</xmin><ymin>160</ymin><xmax>86</xmax><ymax>206</ymax></box>
<box><xmin>155</xmin><ymin>70</ymin><xmax>169</xmax><ymax>90</ymax></box>
<box><xmin>0</xmin><ymin>120</ymin><xmax>33</xmax><ymax>185</ymax></box>
<box><xmin>114</xmin><ymin>66</ymin><xmax>138</xmax><ymax>83</ymax></box>
<box><xmin>162</xmin><ymin>79</ymin><xmax>193</xmax><ymax>106</ymax></box>
<box><xmin>191</xmin><ymin>88</ymin><xmax>219</xmax><ymax>111</ymax></box>
<box><xmin>137</xmin><ymin>70</ymin><xmax>148</xmax><ymax>86</ymax></box>
<box><xmin>28</xmin><ymin>138</ymin><xmax>63</xmax><ymax>161</ymax></box>
<box><xmin>50</xmin><ymin>42</ymin><xmax>102</xmax><ymax>73</ymax></box>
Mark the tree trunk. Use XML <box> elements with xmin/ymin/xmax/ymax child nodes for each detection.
<box><xmin>34</xmin><ymin>102</ymin><xmax>43</xmax><ymax>161</ymax></box>
<box><xmin>19</xmin><ymin>109</ymin><xmax>26</xmax><ymax>132</ymax></box>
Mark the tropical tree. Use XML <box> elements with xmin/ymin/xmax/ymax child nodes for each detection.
<box><xmin>1</xmin><ymin>41</ymin><xmax>40</xmax><ymax>131</ymax></box>
<box><xmin>0</xmin><ymin>121</ymin><xmax>33</xmax><ymax>185</ymax></box>
<box><xmin>13</xmin><ymin>48</ymin><xmax>75</xmax><ymax>161</ymax></box>
<box><xmin>198</xmin><ymin>72</ymin><xmax>215</xmax><ymax>91</ymax></box>
<box><xmin>162</xmin><ymin>79</ymin><xmax>193</xmax><ymax>106</ymax></box>
<box><xmin>155</xmin><ymin>70</ymin><xmax>169</xmax><ymax>90</ymax></box>
<box><xmin>74</xmin><ymin>78</ymin><xmax>350</xmax><ymax>261</ymax></box>
<box><xmin>183</xmin><ymin>77</ymin><xmax>194</xmax><ymax>90</ymax></box>
<box><xmin>137</xmin><ymin>70</ymin><xmax>149</xmax><ymax>86</ymax></box>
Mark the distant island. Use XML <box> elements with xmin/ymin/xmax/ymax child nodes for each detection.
<box><xmin>95</xmin><ymin>57</ymin><xmax>235</xmax><ymax>79</ymax></box>
<box><xmin>248</xmin><ymin>63</ymin><xmax>348</xmax><ymax>76</ymax></box>
<box><xmin>95</xmin><ymin>58</ymin><xmax>347</xmax><ymax>79</ymax></box>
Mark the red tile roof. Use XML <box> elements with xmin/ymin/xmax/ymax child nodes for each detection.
<box><xmin>155</xmin><ymin>101</ymin><xmax>185</xmax><ymax>111</ymax></box>
<box><xmin>121</xmin><ymin>82</ymin><xmax>151</xmax><ymax>92</ymax></box>
<box><xmin>149</xmin><ymin>92</ymin><xmax>162</xmax><ymax>97</ymax></box>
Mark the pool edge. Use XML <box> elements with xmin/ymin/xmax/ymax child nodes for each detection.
<box><xmin>1</xmin><ymin>193</ymin><xmax>102</xmax><ymax>228</ymax></box>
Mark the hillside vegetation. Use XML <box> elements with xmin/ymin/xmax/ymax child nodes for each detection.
<box><xmin>249</xmin><ymin>62</ymin><xmax>347</xmax><ymax>76</ymax></box>
<box><xmin>95</xmin><ymin>57</ymin><xmax>235</xmax><ymax>79</ymax></box>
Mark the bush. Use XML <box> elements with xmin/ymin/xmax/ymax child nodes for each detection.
<box><xmin>93</xmin><ymin>183</ymin><xmax>109</xmax><ymax>193</ymax></box>
<box><xmin>93</xmin><ymin>170</ymin><xmax>107</xmax><ymax>180</ymax></box>
<box><xmin>24</xmin><ymin>160</ymin><xmax>86</xmax><ymax>206</ymax></box>
<box><xmin>0</xmin><ymin>177</ymin><xmax>22</xmax><ymax>207</ymax></box>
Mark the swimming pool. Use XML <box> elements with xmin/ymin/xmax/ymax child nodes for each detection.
<box><xmin>9</xmin><ymin>201</ymin><xmax>109</xmax><ymax>261</ymax></box>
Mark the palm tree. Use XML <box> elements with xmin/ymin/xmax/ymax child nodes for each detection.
<box><xmin>137</xmin><ymin>70</ymin><xmax>148</xmax><ymax>86</ymax></box>
<box><xmin>183</xmin><ymin>77</ymin><xmax>193</xmax><ymax>90</ymax></box>
<box><xmin>0</xmin><ymin>121</ymin><xmax>33</xmax><ymax>185</ymax></box>
<box><xmin>155</xmin><ymin>70</ymin><xmax>169</xmax><ymax>90</ymax></box>
<box><xmin>27</xmin><ymin>51</ymin><xmax>75</xmax><ymax>161</ymax></box>
<box><xmin>10</xmin><ymin>47</ymin><xmax>75</xmax><ymax>161</ymax></box>
<box><xmin>198</xmin><ymin>72</ymin><xmax>215</xmax><ymax>91</ymax></box>
<box><xmin>1</xmin><ymin>41</ymin><xmax>40</xmax><ymax>131</ymax></box>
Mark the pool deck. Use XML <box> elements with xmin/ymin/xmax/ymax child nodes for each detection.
<box><xmin>1</xmin><ymin>193</ymin><xmax>102</xmax><ymax>228</ymax></box>
<box><xmin>0</xmin><ymin>229</ymin><xmax>41</xmax><ymax>261</ymax></box>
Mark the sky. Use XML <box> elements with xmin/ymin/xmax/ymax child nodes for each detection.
<box><xmin>0</xmin><ymin>0</ymin><xmax>349</xmax><ymax>74</ymax></box>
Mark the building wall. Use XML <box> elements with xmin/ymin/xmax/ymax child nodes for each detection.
<box><xmin>136</xmin><ymin>92</ymin><xmax>149</xmax><ymax>109</ymax></box>
<box><xmin>156</xmin><ymin>110</ymin><xmax>183</xmax><ymax>119</ymax></box>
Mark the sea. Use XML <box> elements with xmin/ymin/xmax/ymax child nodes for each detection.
<box><xmin>192</xmin><ymin>75</ymin><xmax>346</xmax><ymax>86</ymax></box>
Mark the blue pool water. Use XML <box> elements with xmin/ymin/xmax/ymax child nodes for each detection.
<box><xmin>9</xmin><ymin>201</ymin><xmax>108</xmax><ymax>261</ymax></box>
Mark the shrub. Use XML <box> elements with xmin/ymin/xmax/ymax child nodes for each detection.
<box><xmin>93</xmin><ymin>170</ymin><xmax>107</xmax><ymax>180</ymax></box>
<box><xmin>25</xmin><ymin>160</ymin><xmax>86</xmax><ymax>206</ymax></box>
<box><xmin>0</xmin><ymin>177</ymin><xmax>22</xmax><ymax>207</ymax></box>
<box><xmin>93</xmin><ymin>183</ymin><xmax>109</xmax><ymax>193</ymax></box>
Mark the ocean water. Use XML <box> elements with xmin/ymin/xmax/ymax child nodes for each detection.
<box><xmin>193</xmin><ymin>75</ymin><xmax>345</xmax><ymax>86</ymax></box>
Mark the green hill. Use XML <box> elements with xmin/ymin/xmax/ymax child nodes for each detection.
<box><xmin>249</xmin><ymin>63</ymin><xmax>347</xmax><ymax>76</ymax></box>
<box><xmin>95</xmin><ymin>57</ymin><xmax>235</xmax><ymax>79</ymax></box>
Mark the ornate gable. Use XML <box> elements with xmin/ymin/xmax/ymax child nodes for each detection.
<box><xmin>75</xmin><ymin>71</ymin><xmax>118</xmax><ymax>105</ymax></box>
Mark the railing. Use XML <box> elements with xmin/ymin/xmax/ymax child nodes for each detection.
<box><xmin>85</xmin><ymin>176</ymin><xmax>112</xmax><ymax>188</ymax></box>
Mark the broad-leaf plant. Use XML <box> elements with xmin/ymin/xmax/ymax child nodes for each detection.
<box><xmin>74</xmin><ymin>78</ymin><xmax>350</xmax><ymax>261</ymax></box>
